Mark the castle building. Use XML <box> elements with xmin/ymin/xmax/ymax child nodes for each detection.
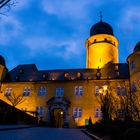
<box><xmin>0</xmin><ymin>19</ymin><xmax>139</xmax><ymax>128</ymax></box>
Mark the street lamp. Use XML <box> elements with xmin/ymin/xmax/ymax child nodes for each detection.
<box><xmin>99</xmin><ymin>85</ymin><xmax>108</xmax><ymax>95</ymax></box>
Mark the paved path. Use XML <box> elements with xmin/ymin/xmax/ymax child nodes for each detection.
<box><xmin>0</xmin><ymin>127</ymin><xmax>93</xmax><ymax>140</ymax></box>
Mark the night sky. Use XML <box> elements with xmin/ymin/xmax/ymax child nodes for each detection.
<box><xmin>0</xmin><ymin>0</ymin><xmax>140</xmax><ymax>71</ymax></box>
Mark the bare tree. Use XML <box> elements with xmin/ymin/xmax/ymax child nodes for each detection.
<box><xmin>5</xmin><ymin>92</ymin><xmax>25</xmax><ymax>107</ymax></box>
<box><xmin>0</xmin><ymin>0</ymin><xmax>17</xmax><ymax>16</ymax></box>
<box><xmin>96</xmin><ymin>83</ymin><xmax>116</xmax><ymax>122</ymax></box>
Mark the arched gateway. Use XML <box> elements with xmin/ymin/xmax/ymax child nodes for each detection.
<box><xmin>46</xmin><ymin>97</ymin><xmax>70</xmax><ymax>128</ymax></box>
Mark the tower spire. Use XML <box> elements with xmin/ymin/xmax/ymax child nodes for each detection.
<box><xmin>99</xmin><ymin>11</ymin><xmax>103</xmax><ymax>22</ymax></box>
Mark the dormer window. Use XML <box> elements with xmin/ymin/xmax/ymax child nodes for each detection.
<box><xmin>115</xmin><ymin>65</ymin><xmax>119</xmax><ymax>71</ymax></box>
<box><xmin>19</xmin><ymin>69</ymin><xmax>24</xmax><ymax>74</ymax></box>
<box><xmin>116</xmin><ymin>71</ymin><xmax>120</xmax><ymax>77</ymax></box>
<box><xmin>42</xmin><ymin>74</ymin><xmax>47</xmax><ymax>79</ymax></box>
<box><xmin>64</xmin><ymin>73</ymin><xmax>69</xmax><ymax>78</ymax></box>
<box><xmin>64</xmin><ymin>72</ymin><xmax>71</xmax><ymax>80</ymax></box>
<box><xmin>15</xmin><ymin>75</ymin><xmax>20</xmax><ymax>81</ymax></box>
<box><xmin>77</xmin><ymin>72</ymin><xmax>81</xmax><ymax>79</ymax></box>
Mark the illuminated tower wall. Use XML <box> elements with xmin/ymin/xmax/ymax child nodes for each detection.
<box><xmin>86</xmin><ymin>20</ymin><xmax>119</xmax><ymax>69</ymax></box>
<box><xmin>127</xmin><ymin>41</ymin><xmax>140</xmax><ymax>92</ymax></box>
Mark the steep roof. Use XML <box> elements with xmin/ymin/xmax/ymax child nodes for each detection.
<box><xmin>4</xmin><ymin>63</ymin><xmax>129</xmax><ymax>82</ymax></box>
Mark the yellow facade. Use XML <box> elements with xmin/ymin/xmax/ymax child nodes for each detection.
<box><xmin>0</xmin><ymin>19</ymin><xmax>139</xmax><ymax>127</ymax></box>
<box><xmin>0</xmin><ymin>78</ymin><xmax>130</xmax><ymax>127</ymax></box>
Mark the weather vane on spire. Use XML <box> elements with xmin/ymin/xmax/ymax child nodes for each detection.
<box><xmin>99</xmin><ymin>11</ymin><xmax>103</xmax><ymax>22</ymax></box>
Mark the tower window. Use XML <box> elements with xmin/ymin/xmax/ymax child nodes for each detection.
<box><xmin>130</xmin><ymin>60</ymin><xmax>135</xmax><ymax>70</ymax></box>
<box><xmin>94</xmin><ymin>39</ymin><xmax>96</xmax><ymax>43</ymax></box>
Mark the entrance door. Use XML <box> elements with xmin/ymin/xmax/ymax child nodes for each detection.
<box><xmin>50</xmin><ymin>108</ymin><xmax>64</xmax><ymax>128</ymax></box>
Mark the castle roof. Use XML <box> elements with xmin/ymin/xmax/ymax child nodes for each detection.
<box><xmin>0</xmin><ymin>55</ymin><xmax>5</xmax><ymax>66</ymax></box>
<box><xmin>133</xmin><ymin>41</ymin><xmax>140</xmax><ymax>52</ymax></box>
<box><xmin>4</xmin><ymin>63</ymin><xmax>129</xmax><ymax>82</ymax></box>
<box><xmin>90</xmin><ymin>20</ymin><xmax>114</xmax><ymax>36</ymax></box>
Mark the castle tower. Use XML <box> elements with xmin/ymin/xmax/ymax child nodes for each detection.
<box><xmin>0</xmin><ymin>55</ymin><xmax>7</xmax><ymax>82</ymax></box>
<box><xmin>127</xmin><ymin>42</ymin><xmax>140</xmax><ymax>92</ymax></box>
<box><xmin>85</xmin><ymin>19</ymin><xmax>119</xmax><ymax>69</ymax></box>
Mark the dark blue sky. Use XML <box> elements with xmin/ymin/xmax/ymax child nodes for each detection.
<box><xmin>0</xmin><ymin>0</ymin><xmax>140</xmax><ymax>71</ymax></box>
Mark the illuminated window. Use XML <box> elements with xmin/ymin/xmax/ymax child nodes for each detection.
<box><xmin>5</xmin><ymin>87</ymin><xmax>12</xmax><ymax>96</ymax></box>
<box><xmin>115</xmin><ymin>65</ymin><xmax>119</xmax><ymax>70</ymax></box>
<box><xmin>64</xmin><ymin>73</ymin><xmax>69</xmax><ymax>78</ymax></box>
<box><xmin>77</xmin><ymin>72</ymin><xmax>81</xmax><ymax>79</ymax></box>
<box><xmin>73</xmin><ymin>107</ymin><xmax>82</xmax><ymax>118</ymax></box>
<box><xmin>79</xmin><ymin>86</ymin><xmax>83</xmax><ymax>96</ymax></box>
<box><xmin>36</xmin><ymin>106</ymin><xmax>44</xmax><ymax>117</ymax></box>
<box><xmin>38</xmin><ymin>86</ymin><xmax>47</xmax><ymax>96</ymax></box>
<box><xmin>23</xmin><ymin>87</ymin><xmax>30</xmax><ymax>96</ymax></box>
<box><xmin>73</xmin><ymin>107</ymin><xmax>78</xmax><ymax>117</ymax></box>
<box><xmin>55</xmin><ymin>87</ymin><xmax>64</xmax><ymax>97</ymax></box>
<box><xmin>95</xmin><ymin>86</ymin><xmax>99</xmax><ymax>96</ymax></box>
<box><xmin>74</xmin><ymin>86</ymin><xmax>83</xmax><ymax>96</ymax></box>
<box><xmin>94</xmin><ymin>108</ymin><xmax>102</xmax><ymax>118</ymax></box>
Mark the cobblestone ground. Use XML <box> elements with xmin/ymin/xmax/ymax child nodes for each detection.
<box><xmin>0</xmin><ymin>127</ymin><xmax>93</xmax><ymax>140</ymax></box>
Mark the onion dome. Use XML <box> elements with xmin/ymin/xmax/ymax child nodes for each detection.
<box><xmin>133</xmin><ymin>41</ymin><xmax>140</xmax><ymax>52</ymax></box>
<box><xmin>90</xmin><ymin>20</ymin><xmax>114</xmax><ymax>36</ymax></box>
<box><xmin>0</xmin><ymin>55</ymin><xmax>5</xmax><ymax>66</ymax></box>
